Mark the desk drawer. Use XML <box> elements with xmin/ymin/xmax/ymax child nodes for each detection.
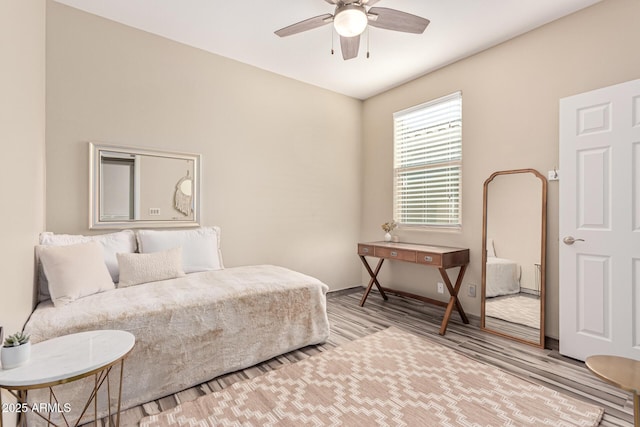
<box><xmin>417</xmin><ymin>252</ymin><xmax>442</xmax><ymax>267</ymax></box>
<box><xmin>358</xmin><ymin>244</ymin><xmax>375</xmax><ymax>256</ymax></box>
<box><xmin>375</xmin><ymin>247</ymin><xmax>416</xmax><ymax>262</ymax></box>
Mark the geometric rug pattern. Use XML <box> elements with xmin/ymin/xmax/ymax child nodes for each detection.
<box><xmin>140</xmin><ymin>327</ymin><xmax>603</xmax><ymax>427</ymax></box>
<box><xmin>486</xmin><ymin>293</ymin><xmax>541</xmax><ymax>329</ymax></box>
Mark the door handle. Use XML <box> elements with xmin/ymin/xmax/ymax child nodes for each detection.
<box><xmin>563</xmin><ymin>236</ymin><xmax>585</xmax><ymax>245</ymax></box>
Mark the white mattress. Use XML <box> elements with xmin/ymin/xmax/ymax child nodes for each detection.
<box><xmin>23</xmin><ymin>265</ymin><xmax>330</xmax><ymax>425</ymax></box>
<box><xmin>486</xmin><ymin>257</ymin><xmax>520</xmax><ymax>297</ymax></box>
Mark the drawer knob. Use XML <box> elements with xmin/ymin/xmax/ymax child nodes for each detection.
<box><xmin>424</xmin><ymin>256</ymin><xmax>433</xmax><ymax>262</ymax></box>
<box><xmin>391</xmin><ymin>251</ymin><xmax>398</xmax><ymax>257</ymax></box>
<box><xmin>363</xmin><ymin>248</ymin><xmax>369</xmax><ymax>253</ymax></box>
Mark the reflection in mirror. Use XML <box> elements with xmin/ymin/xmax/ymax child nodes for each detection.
<box><xmin>174</xmin><ymin>172</ymin><xmax>194</xmax><ymax>217</ymax></box>
<box><xmin>90</xmin><ymin>143</ymin><xmax>201</xmax><ymax>229</ymax></box>
<box><xmin>481</xmin><ymin>169</ymin><xmax>547</xmax><ymax>347</ymax></box>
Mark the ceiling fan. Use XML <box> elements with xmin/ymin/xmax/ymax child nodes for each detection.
<box><xmin>274</xmin><ymin>0</ymin><xmax>430</xmax><ymax>60</ymax></box>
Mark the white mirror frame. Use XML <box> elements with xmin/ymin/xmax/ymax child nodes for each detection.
<box><xmin>89</xmin><ymin>142</ymin><xmax>201</xmax><ymax>229</ymax></box>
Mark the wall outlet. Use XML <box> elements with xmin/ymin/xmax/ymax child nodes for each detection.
<box><xmin>149</xmin><ymin>208</ymin><xmax>161</xmax><ymax>216</ymax></box>
<box><xmin>468</xmin><ymin>284</ymin><xmax>476</xmax><ymax>298</ymax></box>
<box><xmin>437</xmin><ymin>282</ymin><xmax>444</xmax><ymax>294</ymax></box>
<box><xmin>548</xmin><ymin>170</ymin><xmax>559</xmax><ymax>181</ymax></box>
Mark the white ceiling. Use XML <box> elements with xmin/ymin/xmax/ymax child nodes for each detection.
<box><xmin>52</xmin><ymin>0</ymin><xmax>600</xmax><ymax>100</ymax></box>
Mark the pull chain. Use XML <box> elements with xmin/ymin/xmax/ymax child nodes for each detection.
<box><xmin>331</xmin><ymin>27</ymin><xmax>335</xmax><ymax>55</ymax></box>
<box><xmin>366</xmin><ymin>27</ymin><xmax>370</xmax><ymax>59</ymax></box>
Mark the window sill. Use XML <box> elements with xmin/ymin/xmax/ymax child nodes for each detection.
<box><xmin>398</xmin><ymin>224</ymin><xmax>462</xmax><ymax>234</ymax></box>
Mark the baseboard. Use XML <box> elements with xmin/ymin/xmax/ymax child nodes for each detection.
<box><xmin>545</xmin><ymin>336</ymin><xmax>559</xmax><ymax>351</ymax></box>
<box><xmin>326</xmin><ymin>286</ymin><xmax>362</xmax><ymax>298</ymax></box>
<box><xmin>520</xmin><ymin>288</ymin><xmax>541</xmax><ymax>297</ymax></box>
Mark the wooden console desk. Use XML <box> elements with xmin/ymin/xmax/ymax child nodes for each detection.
<box><xmin>358</xmin><ymin>241</ymin><xmax>470</xmax><ymax>335</ymax></box>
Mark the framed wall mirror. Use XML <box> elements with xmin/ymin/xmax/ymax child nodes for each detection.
<box><xmin>481</xmin><ymin>169</ymin><xmax>547</xmax><ymax>347</ymax></box>
<box><xmin>89</xmin><ymin>143</ymin><xmax>201</xmax><ymax>229</ymax></box>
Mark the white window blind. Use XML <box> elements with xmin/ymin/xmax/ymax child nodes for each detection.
<box><xmin>393</xmin><ymin>92</ymin><xmax>462</xmax><ymax>227</ymax></box>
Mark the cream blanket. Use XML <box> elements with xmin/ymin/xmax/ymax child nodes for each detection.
<box><xmin>23</xmin><ymin>265</ymin><xmax>330</xmax><ymax>425</ymax></box>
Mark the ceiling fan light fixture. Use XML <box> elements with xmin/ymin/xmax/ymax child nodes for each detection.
<box><xmin>333</xmin><ymin>5</ymin><xmax>368</xmax><ymax>37</ymax></box>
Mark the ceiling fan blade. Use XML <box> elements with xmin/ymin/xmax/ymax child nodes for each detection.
<box><xmin>362</xmin><ymin>0</ymin><xmax>381</xmax><ymax>5</ymax></box>
<box><xmin>324</xmin><ymin>0</ymin><xmax>338</xmax><ymax>3</ymax></box>
<box><xmin>340</xmin><ymin>35</ymin><xmax>360</xmax><ymax>60</ymax></box>
<box><xmin>274</xmin><ymin>14</ymin><xmax>333</xmax><ymax>37</ymax></box>
<box><xmin>367</xmin><ymin>7</ymin><xmax>430</xmax><ymax>34</ymax></box>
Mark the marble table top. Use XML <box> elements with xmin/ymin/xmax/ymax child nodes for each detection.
<box><xmin>0</xmin><ymin>330</ymin><xmax>135</xmax><ymax>388</ymax></box>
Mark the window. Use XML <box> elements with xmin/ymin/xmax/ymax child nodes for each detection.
<box><xmin>393</xmin><ymin>92</ymin><xmax>462</xmax><ymax>228</ymax></box>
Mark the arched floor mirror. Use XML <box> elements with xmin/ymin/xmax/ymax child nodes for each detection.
<box><xmin>481</xmin><ymin>169</ymin><xmax>547</xmax><ymax>348</ymax></box>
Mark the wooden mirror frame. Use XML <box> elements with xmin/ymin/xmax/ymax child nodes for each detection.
<box><xmin>481</xmin><ymin>168</ymin><xmax>547</xmax><ymax>348</ymax></box>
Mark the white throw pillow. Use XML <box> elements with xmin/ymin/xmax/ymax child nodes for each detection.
<box><xmin>37</xmin><ymin>230</ymin><xmax>137</xmax><ymax>302</ymax></box>
<box><xmin>37</xmin><ymin>241</ymin><xmax>115</xmax><ymax>307</ymax></box>
<box><xmin>117</xmin><ymin>247</ymin><xmax>186</xmax><ymax>288</ymax></box>
<box><xmin>136</xmin><ymin>227</ymin><xmax>224</xmax><ymax>273</ymax></box>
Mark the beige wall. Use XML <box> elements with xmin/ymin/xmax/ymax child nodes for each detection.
<box><xmin>45</xmin><ymin>1</ymin><xmax>363</xmax><ymax>290</ymax></box>
<box><xmin>361</xmin><ymin>0</ymin><xmax>640</xmax><ymax>339</ymax></box>
<box><xmin>0</xmin><ymin>0</ymin><xmax>45</xmax><ymax>341</ymax></box>
<box><xmin>138</xmin><ymin>156</ymin><xmax>195</xmax><ymax>221</ymax></box>
<box><xmin>0</xmin><ymin>0</ymin><xmax>46</xmax><ymax>423</ymax></box>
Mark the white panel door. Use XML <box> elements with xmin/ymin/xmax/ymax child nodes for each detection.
<box><xmin>559</xmin><ymin>79</ymin><xmax>640</xmax><ymax>361</ymax></box>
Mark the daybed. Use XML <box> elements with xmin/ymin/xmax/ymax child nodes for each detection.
<box><xmin>485</xmin><ymin>257</ymin><xmax>520</xmax><ymax>297</ymax></box>
<box><xmin>485</xmin><ymin>238</ymin><xmax>520</xmax><ymax>297</ymax></box>
<box><xmin>22</xmin><ymin>228</ymin><xmax>330</xmax><ymax>425</ymax></box>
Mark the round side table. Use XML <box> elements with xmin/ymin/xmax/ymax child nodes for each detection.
<box><xmin>586</xmin><ymin>355</ymin><xmax>640</xmax><ymax>427</ymax></box>
<box><xmin>0</xmin><ymin>330</ymin><xmax>135</xmax><ymax>427</ymax></box>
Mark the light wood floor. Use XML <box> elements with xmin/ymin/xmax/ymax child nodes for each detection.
<box><xmin>102</xmin><ymin>289</ymin><xmax>634</xmax><ymax>426</ymax></box>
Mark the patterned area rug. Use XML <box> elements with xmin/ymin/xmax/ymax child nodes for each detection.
<box><xmin>140</xmin><ymin>327</ymin><xmax>603</xmax><ymax>427</ymax></box>
<box><xmin>486</xmin><ymin>293</ymin><xmax>540</xmax><ymax>328</ymax></box>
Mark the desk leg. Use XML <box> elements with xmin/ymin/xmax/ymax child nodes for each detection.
<box><xmin>438</xmin><ymin>264</ymin><xmax>469</xmax><ymax>335</ymax></box>
<box><xmin>359</xmin><ymin>256</ymin><xmax>388</xmax><ymax>307</ymax></box>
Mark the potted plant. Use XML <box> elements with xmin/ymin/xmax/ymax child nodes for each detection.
<box><xmin>381</xmin><ymin>220</ymin><xmax>398</xmax><ymax>242</ymax></box>
<box><xmin>1</xmin><ymin>331</ymin><xmax>31</xmax><ymax>369</ymax></box>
